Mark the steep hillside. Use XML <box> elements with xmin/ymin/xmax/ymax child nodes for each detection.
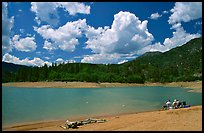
<box><xmin>123</xmin><ymin>37</ymin><xmax>202</xmax><ymax>82</ymax></box>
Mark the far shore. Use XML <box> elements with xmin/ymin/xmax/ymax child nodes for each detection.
<box><xmin>2</xmin><ymin>105</ymin><xmax>202</xmax><ymax>131</ymax></box>
<box><xmin>2</xmin><ymin>81</ymin><xmax>202</xmax><ymax>93</ymax></box>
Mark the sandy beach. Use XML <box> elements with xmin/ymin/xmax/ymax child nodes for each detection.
<box><xmin>2</xmin><ymin>80</ymin><xmax>202</xmax><ymax>93</ymax></box>
<box><xmin>2</xmin><ymin>81</ymin><xmax>202</xmax><ymax>131</ymax></box>
<box><xmin>2</xmin><ymin>105</ymin><xmax>202</xmax><ymax>131</ymax></box>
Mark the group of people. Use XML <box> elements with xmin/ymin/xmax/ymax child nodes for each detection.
<box><xmin>162</xmin><ymin>99</ymin><xmax>188</xmax><ymax>110</ymax></box>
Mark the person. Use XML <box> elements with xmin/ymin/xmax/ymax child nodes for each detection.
<box><xmin>182</xmin><ymin>101</ymin><xmax>186</xmax><ymax>106</ymax></box>
<box><xmin>176</xmin><ymin>99</ymin><xmax>181</xmax><ymax>108</ymax></box>
<box><xmin>166</xmin><ymin>100</ymin><xmax>172</xmax><ymax>109</ymax></box>
<box><xmin>166</xmin><ymin>100</ymin><xmax>171</xmax><ymax>109</ymax></box>
<box><xmin>172</xmin><ymin>99</ymin><xmax>178</xmax><ymax>109</ymax></box>
<box><xmin>162</xmin><ymin>103</ymin><xmax>167</xmax><ymax>110</ymax></box>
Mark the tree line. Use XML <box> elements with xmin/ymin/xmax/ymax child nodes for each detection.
<box><xmin>2</xmin><ymin>37</ymin><xmax>202</xmax><ymax>83</ymax></box>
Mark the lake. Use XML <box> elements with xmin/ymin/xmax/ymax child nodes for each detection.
<box><xmin>2</xmin><ymin>86</ymin><xmax>202</xmax><ymax>127</ymax></box>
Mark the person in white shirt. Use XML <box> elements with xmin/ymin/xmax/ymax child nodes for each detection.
<box><xmin>166</xmin><ymin>100</ymin><xmax>172</xmax><ymax>109</ymax></box>
<box><xmin>172</xmin><ymin>99</ymin><xmax>178</xmax><ymax>109</ymax></box>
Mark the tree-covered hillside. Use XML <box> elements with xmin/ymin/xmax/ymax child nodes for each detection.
<box><xmin>123</xmin><ymin>37</ymin><xmax>202</xmax><ymax>82</ymax></box>
<box><xmin>2</xmin><ymin>37</ymin><xmax>202</xmax><ymax>83</ymax></box>
<box><xmin>2</xmin><ymin>62</ymin><xmax>29</xmax><ymax>83</ymax></box>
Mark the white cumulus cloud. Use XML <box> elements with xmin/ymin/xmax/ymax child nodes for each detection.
<box><xmin>2</xmin><ymin>53</ymin><xmax>52</xmax><ymax>67</ymax></box>
<box><xmin>153</xmin><ymin>2</ymin><xmax>202</xmax><ymax>54</ymax></box>
<box><xmin>34</xmin><ymin>19</ymin><xmax>87</xmax><ymax>52</ymax></box>
<box><xmin>43</xmin><ymin>40</ymin><xmax>57</xmax><ymax>51</ymax></box>
<box><xmin>56</xmin><ymin>2</ymin><xmax>90</xmax><ymax>15</ymax></box>
<box><xmin>138</xmin><ymin>2</ymin><xmax>201</xmax><ymax>56</ymax></box>
<box><xmin>137</xmin><ymin>27</ymin><xmax>201</xmax><ymax>55</ymax></box>
<box><xmin>84</xmin><ymin>11</ymin><xmax>154</xmax><ymax>54</ymax></box>
<box><xmin>2</xmin><ymin>2</ymin><xmax>14</xmax><ymax>54</ymax></box>
<box><xmin>35</xmin><ymin>11</ymin><xmax>155</xmax><ymax>64</ymax></box>
<box><xmin>31</xmin><ymin>2</ymin><xmax>90</xmax><ymax>26</ymax></box>
<box><xmin>12</xmin><ymin>35</ymin><xmax>37</xmax><ymax>52</ymax></box>
<box><xmin>81</xmin><ymin>54</ymin><xmax>121</xmax><ymax>64</ymax></box>
<box><xmin>81</xmin><ymin>11</ymin><xmax>155</xmax><ymax>64</ymax></box>
<box><xmin>163</xmin><ymin>26</ymin><xmax>201</xmax><ymax>50</ymax></box>
<box><xmin>168</xmin><ymin>2</ymin><xmax>202</xmax><ymax>25</ymax></box>
<box><xmin>149</xmin><ymin>12</ymin><xmax>162</xmax><ymax>20</ymax></box>
<box><xmin>31</xmin><ymin>2</ymin><xmax>60</xmax><ymax>26</ymax></box>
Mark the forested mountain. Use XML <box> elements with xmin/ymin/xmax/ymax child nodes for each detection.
<box><xmin>123</xmin><ymin>37</ymin><xmax>202</xmax><ymax>82</ymax></box>
<box><xmin>2</xmin><ymin>37</ymin><xmax>202</xmax><ymax>83</ymax></box>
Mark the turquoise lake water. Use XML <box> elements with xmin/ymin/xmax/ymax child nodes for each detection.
<box><xmin>2</xmin><ymin>86</ymin><xmax>202</xmax><ymax>127</ymax></box>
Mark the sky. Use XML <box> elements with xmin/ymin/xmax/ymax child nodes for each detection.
<box><xmin>2</xmin><ymin>2</ymin><xmax>202</xmax><ymax>67</ymax></box>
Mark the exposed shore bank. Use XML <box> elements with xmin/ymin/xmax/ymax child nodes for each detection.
<box><xmin>2</xmin><ymin>105</ymin><xmax>202</xmax><ymax>131</ymax></box>
<box><xmin>2</xmin><ymin>81</ymin><xmax>202</xmax><ymax>93</ymax></box>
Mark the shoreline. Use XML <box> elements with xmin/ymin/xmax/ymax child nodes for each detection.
<box><xmin>2</xmin><ymin>81</ymin><xmax>202</xmax><ymax>93</ymax></box>
<box><xmin>2</xmin><ymin>105</ymin><xmax>202</xmax><ymax>131</ymax></box>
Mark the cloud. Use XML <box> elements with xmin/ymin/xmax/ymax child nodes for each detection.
<box><xmin>55</xmin><ymin>58</ymin><xmax>75</xmax><ymax>65</ymax></box>
<box><xmin>162</xmin><ymin>10</ymin><xmax>169</xmax><ymax>14</ymax></box>
<box><xmin>168</xmin><ymin>2</ymin><xmax>202</xmax><ymax>25</ymax></box>
<box><xmin>56</xmin><ymin>58</ymin><xmax>64</xmax><ymax>62</ymax></box>
<box><xmin>2</xmin><ymin>53</ymin><xmax>52</xmax><ymax>67</ymax></box>
<box><xmin>19</xmin><ymin>29</ymin><xmax>25</xmax><ymax>34</ymax></box>
<box><xmin>163</xmin><ymin>26</ymin><xmax>201</xmax><ymax>50</ymax></box>
<box><xmin>118</xmin><ymin>60</ymin><xmax>128</xmax><ymax>64</ymax></box>
<box><xmin>170</xmin><ymin>22</ymin><xmax>182</xmax><ymax>30</ymax></box>
<box><xmin>35</xmin><ymin>11</ymin><xmax>155</xmax><ymax>64</ymax></box>
<box><xmin>36</xmin><ymin>51</ymin><xmax>41</xmax><ymax>54</ymax></box>
<box><xmin>66</xmin><ymin>59</ymin><xmax>76</xmax><ymax>63</ymax></box>
<box><xmin>30</xmin><ymin>2</ymin><xmax>90</xmax><ymax>26</ymax></box>
<box><xmin>137</xmin><ymin>27</ymin><xmax>201</xmax><ymax>55</ymax></box>
<box><xmin>81</xmin><ymin>54</ymin><xmax>121</xmax><ymax>64</ymax></box>
<box><xmin>136</xmin><ymin>42</ymin><xmax>164</xmax><ymax>55</ymax></box>
<box><xmin>43</xmin><ymin>40</ymin><xmax>57</xmax><ymax>51</ymax></box>
<box><xmin>145</xmin><ymin>2</ymin><xmax>201</xmax><ymax>55</ymax></box>
<box><xmin>2</xmin><ymin>2</ymin><xmax>14</xmax><ymax>54</ymax></box>
<box><xmin>34</xmin><ymin>19</ymin><xmax>87</xmax><ymax>52</ymax></box>
<box><xmin>44</xmin><ymin>57</ymin><xmax>50</xmax><ymax>60</ymax></box>
<box><xmin>136</xmin><ymin>2</ymin><xmax>201</xmax><ymax>56</ymax></box>
<box><xmin>12</xmin><ymin>35</ymin><xmax>37</xmax><ymax>52</ymax></box>
<box><xmin>56</xmin><ymin>2</ymin><xmax>90</xmax><ymax>15</ymax></box>
<box><xmin>31</xmin><ymin>2</ymin><xmax>60</xmax><ymax>26</ymax></box>
<box><xmin>84</xmin><ymin>11</ymin><xmax>154</xmax><ymax>54</ymax></box>
<box><xmin>81</xmin><ymin>11</ymin><xmax>154</xmax><ymax>64</ymax></box>
<box><xmin>149</xmin><ymin>12</ymin><xmax>162</xmax><ymax>20</ymax></box>
<box><xmin>81</xmin><ymin>53</ymin><xmax>137</xmax><ymax>64</ymax></box>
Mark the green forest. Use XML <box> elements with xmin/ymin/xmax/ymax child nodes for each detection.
<box><xmin>2</xmin><ymin>37</ymin><xmax>202</xmax><ymax>83</ymax></box>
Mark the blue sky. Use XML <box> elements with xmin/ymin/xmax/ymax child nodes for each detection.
<box><xmin>2</xmin><ymin>2</ymin><xmax>202</xmax><ymax>66</ymax></box>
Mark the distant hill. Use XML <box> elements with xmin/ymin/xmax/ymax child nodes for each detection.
<box><xmin>2</xmin><ymin>62</ymin><xmax>29</xmax><ymax>72</ymax></box>
<box><xmin>2</xmin><ymin>37</ymin><xmax>202</xmax><ymax>83</ymax></box>
<box><xmin>2</xmin><ymin>62</ymin><xmax>29</xmax><ymax>82</ymax></box>
<box><xmin>139</xmin><ymin>51</ymin><xmax>162</xmax><ymax>58</ymax></box>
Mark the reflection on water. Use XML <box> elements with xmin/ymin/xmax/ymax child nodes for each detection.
<box><xmin>2</xmin><ymin>86</ymin><xmax>202</xmax><ymax>126</ymax></box>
